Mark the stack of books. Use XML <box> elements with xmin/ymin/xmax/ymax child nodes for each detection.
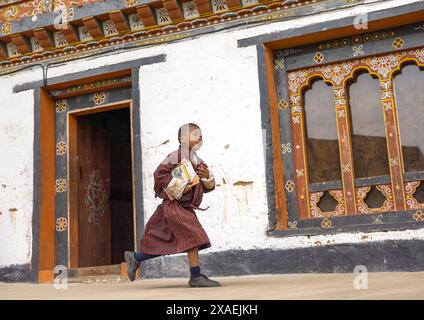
<box><xmin>171</xmin><ymin>160</ymin><xmax>200</xmax><ymax>187</ymax></box>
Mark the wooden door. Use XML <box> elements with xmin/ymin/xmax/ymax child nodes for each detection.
<box><xmin>77</xmin><ymin>114</ymin><xmax>112</xmax><ymax>267</ymax></box>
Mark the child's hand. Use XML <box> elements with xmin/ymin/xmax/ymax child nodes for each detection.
<box><xmin>197</xmin><ymin>164</ymin><xmax>209</xmax><ymax>179</ymax></box>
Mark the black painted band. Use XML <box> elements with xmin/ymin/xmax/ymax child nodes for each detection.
<box><xmin>141</xmin><ymin>240</ymin><xmax>424</xmax><ymax>279</ymax></box>
<box><xmin>0</xmin><ymin>264</ymin><xmax>32</xmax><ymax>283</ymax></box>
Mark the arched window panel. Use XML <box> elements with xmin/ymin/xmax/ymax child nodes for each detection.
<box><xmin>393</xmin><ymin>63</ymin><xmax>424</xmax><ymax>174</ymax></box>
<box><xmin>347</xmin><ymin>71</ymin><xmax>390</xmax><ymax>179</ymax></box>
<box><xmin>303</xmin><ymin>78</ymin><xmax>341</xmax><ymax>184</ymax></box>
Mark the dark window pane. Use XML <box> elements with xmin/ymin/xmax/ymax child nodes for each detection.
<box><xmin>304</xmin><ymin>79</ymin><xmax>341</xmax><ymax>183</ymax></box>
<box><xmin>413</xmin><ymin>182</ymin><xmax>424</xmax><ymax>204</ymax></box>
<box><xmin>317</xmin><ymin>191</ymin><xmax>338</xmax><ymax>212</ymax></box>
<box><xmin>393</xmin><ymin>64</ymin><xmax>424</xmax><ymax>173</ymax></box>
<box><xmin>364</xmin><ymin>185</ymin><xmax>386</xmax><ymax>209</ymax></box>
<box><xmin>348</xmin><ymin>72</ymin><xmax>390</xmax><ymax>179</ymax></box>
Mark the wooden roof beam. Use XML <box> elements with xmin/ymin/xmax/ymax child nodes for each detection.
<box><xmin>82</xmin><ymin>16</ymin><xmax>104</xmax><ymax>39</ymax></box>
<box><xmin>136</xmin><ymin>5</ymin><xmax>157</xmax><ymax>28</ymax></box>
<box><xmin>162</xmin><ymin>0</ymin><xmax>184</xmax><ymax>21</ymax></box>
<box><xmin>10</xmin><ymin>34</ymin><xmax>31</xmax><ymax>54</ymax></box>
<box><xmin>192</xmin><ymin>0</ymin><xmax>213</xmax><ymax>15</ymax></box>
<box><xmin>33</xmin><ymin>28</ymin><xmax>54</xmax><ymax>48</ymax></box>
<box><xmin>108</xmin><ymin>10</ymin><xmax>130</xmax><ymax>32</ymax></box>
<box><xmin>61</xmin><ymin>23</ymin><xmax>80</xmax><ymax>43</ymax></box>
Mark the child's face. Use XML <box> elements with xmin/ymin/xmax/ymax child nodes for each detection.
<box><xmin>181</xmin><ymin>127</ymin><xmax>203</xmax><ymax>151</ymax></box>
<box><xmin>190</xmin><ymin>128</ymin><xmax>203</xmax><ymax>151</ymax></box>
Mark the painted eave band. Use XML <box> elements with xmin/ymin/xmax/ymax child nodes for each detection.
<box><xmin>237</xmin><ymin>1</ymin><xmax>424</xmax><ymax>48</ymax></box>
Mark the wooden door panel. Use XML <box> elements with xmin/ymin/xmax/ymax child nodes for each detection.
<box><xmin>77</xmin><ymin>115</ymin><xmax>111</xmax><ymax>267</ymax></box>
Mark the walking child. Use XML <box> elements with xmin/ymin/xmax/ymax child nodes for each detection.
<box><xmin>124</xmin><ymin>123</ymin><xmax>221</xmax><ymax>287</ymax></box>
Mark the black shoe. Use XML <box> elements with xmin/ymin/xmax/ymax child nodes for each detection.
<box><xmin>124</xmin><ymin>251</ymin><xmax>140</xmax><ymax>281</ymax></box>
<box><xmin>188</xmin><ymin>274</ymin><xmax>221</xmax><ymax>287</ymax></box>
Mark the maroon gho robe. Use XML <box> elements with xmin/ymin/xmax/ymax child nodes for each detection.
<box><xmin>140</xmin><ymin>147</ymin><xmax>215</xmax><ymax>255</ymax></box>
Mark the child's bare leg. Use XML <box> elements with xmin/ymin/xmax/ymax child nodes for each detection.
<box><xmin>187</xmin><ymin>246</ymin><xmax>200</xmax><ymax>267</ymax></box>
<box><xmin>187</xmin><ymin>246</ymin><xmax>202</xmax><ymax>279</ymax></box>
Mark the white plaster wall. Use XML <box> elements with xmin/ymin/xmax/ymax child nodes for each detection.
<box><xmin>137</xmin><ymin>30</ymin><xmax>267</xmax><ymax>252</ymax></box>
<box><xmin>0</xmin><ymin>80</ymin><xmax>34</xmax><ymax>267</ymax></box>
<box><xmin>1</xmin><ymin>0</ymin><xmax>423</xmax><ymax>268</ymax></box>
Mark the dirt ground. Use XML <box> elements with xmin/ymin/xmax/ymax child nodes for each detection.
<box><xmin>1</xmin><ymin>272</ymin><xmax>424</xmax><ymax>300</ymax></box>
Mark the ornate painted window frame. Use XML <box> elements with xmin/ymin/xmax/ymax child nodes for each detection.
<box><xmin>270</xmin><ymin>22</ymin><xmax>424</xmax><ymax>237</ymax></box>
<box><xmin>238</xmin><ymin>1</ymin><xmax>424</xmax><ymax>237</ymax></box>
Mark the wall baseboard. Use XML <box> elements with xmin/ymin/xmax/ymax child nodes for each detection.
<box><xmin>141</xmin><ymin>240</ymin><xmax>424</xmax><ymax>279</ymax></box>
<box><xmin>0</xmin><ymin>264</ymin><xmax>32</xmax><ymax>283</ymax></box>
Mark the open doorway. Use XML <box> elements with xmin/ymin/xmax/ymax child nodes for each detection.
<box><xmin>69</xmin><ymin>105</ymin><xmax>135</xmax><ymax>268</ymax></box>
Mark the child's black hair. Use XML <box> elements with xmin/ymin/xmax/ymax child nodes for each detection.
<box><xmin>178</xmin><ymin>123</ymin><xmax>200</xmax><ymax>144</ymax></box>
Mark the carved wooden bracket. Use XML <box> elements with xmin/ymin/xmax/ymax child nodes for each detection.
<box><xmin>162</xmin><ymin>0</ymin><xmax>184</xmax><ymax>21</ymax></box>
<box><xmin>224</xmin><ymin>0</ymin><xmax>242</xmax><ymax>9</ymax></box>
<box><xmin>61</xmin><ymin>24</ymin><xmax>80</xmax><ymax>43</ymax></box>
<box><xmin>82</xmin><ymin>16</ymin><xmax>104</xmax><ymax>39</ymax></box>
<box><xmin>192</xmin><ymin>0</ymin><xmax>213</xmax><ymax>15</ymax></box>
<box><xmin>10</xmin><ymin>33</ymin><xmax>31</xmax><ymax>54</ymax></box>
<box><xmin>33</xmin><ymin>28</ymin><xmax>54</xmax><ymax>48</ymax></box>
<box><xmin>109</xmin><ymin>10</ymin><xmax>130</xmax><ymax>32</ymax></box>
<box><xmin>136</xmin><ymin>5</ymin><xmax>157</xmax><ymax>28</ymax></box>
<box><xmin>0</xmin><ymin>42</ymin><xmax>7</xmax><ymax>58</ymax></box>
